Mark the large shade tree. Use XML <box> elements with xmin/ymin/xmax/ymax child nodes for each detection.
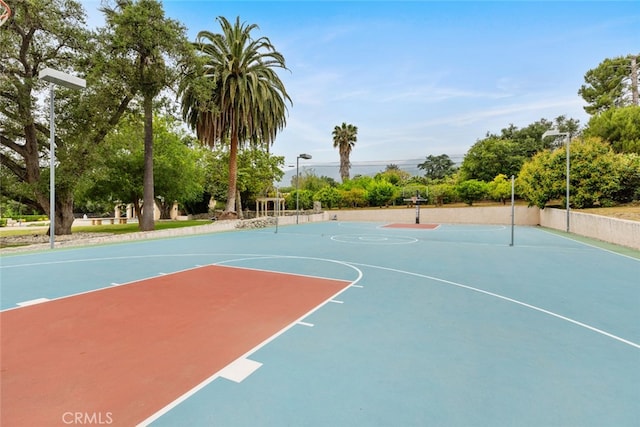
<box><xmin>101</xmin><ymin>0</ymin><xmax>193</xmax><ymax>231</ymax></box>
<box><xmin>1</xmin><ymin>0</ymin><xmax>135</xmax><ymax>235</ymax></box>
<box><xmin>417</xmin><ymin>154</ymin><xmax>456</xmax><ymax>180</ymax></box>
<box><xmin>332</xmin><ymin>122</ymin><xmax>358</xmax><ymax>182</ymax></box>
<box><xmin>578</xmin><ymin>54</ymin><xmax>639</xmax><ymax>115</ymax></box>
<box><xmin>76</xmin><ymin>114</ymin><xmax>207</xmax><ymax>219</ymax></box>
<box><xmin>180</xmin><ymin>16</ymin><xmax>291</xmax><ymax>219</ymax></box>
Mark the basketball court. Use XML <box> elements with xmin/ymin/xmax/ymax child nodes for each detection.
<box><xmin>1</xmin><ymin>221</ymin><xmax>638</xmax><ymax>426</ymax></box>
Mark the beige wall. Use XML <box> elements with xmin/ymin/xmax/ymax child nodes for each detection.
<box><xmin>325</xmin><ymin>206</ymin><xmax>539</xmax><ymax>225</ymax></box>
<box><xmin>539</xmin><ymin>208</ymin><xmax>640</xmax><ymax>250</ymax></box>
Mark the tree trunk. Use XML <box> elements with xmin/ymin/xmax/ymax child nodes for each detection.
<box><xmin>223</xmin><ymin>132</ymin><xmax>239</xmax><ymax>217</ymax></box>
<box><xmin>46</xmin><ymin>192</ymin><xmax>75</xmax><ymax>236</ymax></box>
<box><xmin>631</xmin><ymin>55</ymin><xmax>638</xmax><ymax>106</ymax></box>
<box><xmin>339</xmin><ymin>151</ymin><xmax>350</xmax><ymax>182</ymax></box>
<box><xmin>159</xmin><ymin>201</ymin><xmax>172</xmax><ymax>219</ymax></box>
<box><xmin>236</xmin><ymin>190</ymin><xmax>244</xmax><ymax>219</ymax></box>
<box><xmin>133</xmin><ymin>199</ymin><xmax>143</xmax><ymax>221</ymax></box>
<box><xmin>139</xmin><ymin>95</ymin><xmax>155</xmax><ymax>231</ymax></box>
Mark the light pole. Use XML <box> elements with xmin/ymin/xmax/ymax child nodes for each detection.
<box><xmin>38</xmin><ymin>68</ymin><xmax>86</xmax><ymax>249</ymax></box>
<box><xmin>542</xmin><ymin>128</ymin><xmax>571</xmax><ymax>233</ymax></box>
<box><xmin>296</xmin><ymin>153</ymin><xmax>312</xmax><ymax>224</ymax></box>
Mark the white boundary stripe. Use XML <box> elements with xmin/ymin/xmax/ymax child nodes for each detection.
<box><xmin>330</xmin><ymin>300</ymin><xmax>344</xmax><ymax>304</ymax></box>
<box><xmin>211</xmin><ymin>259</ymin><xmax>353</xmax><ymax>283</ymax></box>
<box><xmin>16</xmin><ymin>297</ymin><xmax>50</xmax><ymax>307</ymax></box>
<box><xmin>297</xmin><ymin>321</ymin><xmax>314</xmax><ymax>327</ymax></box>
<box><xmin>136</xmin><ymin>259</ymin><xmax>363</xmax><ymax>426</ymax></box>
<box><xmin>330</xmin><ymin>234</ymin><xmax>418</xmax><ymax>245</ymax></box>
<box><xmin>351</xmin><ymin>261</ymin><xmax>640</xmax><ymax>350</ymax></box>
<box><xmin>218</xmin><ymin>358</ymin><xmax>262</xmax><ymax>383</ymax></box>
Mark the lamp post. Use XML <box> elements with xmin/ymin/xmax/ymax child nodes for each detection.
<box><xmin>296</xmin><ymin>153</ymin><xmax>312</xmax><ymax>224</ymax></box>
<box><xmin>542</xmin><ymin>128</ymin><xmax>571</xmax><ymax>233</ymax></box>
<box><xmin>38</xmin><ymin>68</ymin><xmax>86</xmax><ymax>249</ymax></box>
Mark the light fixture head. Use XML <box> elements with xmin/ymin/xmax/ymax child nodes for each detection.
<box><xmin>541</xmin><ymin>128</ymin><xmax>568</xmax><ymax>139</ymax></box>
<box><xmin>39</xmin><ymin>68</ymin><xmax>86</xmax><ymax>90</ymax></box>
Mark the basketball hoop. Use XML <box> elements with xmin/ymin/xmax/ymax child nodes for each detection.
<box><xmin>0</xmin><ymin>0</ymin><xmax>11</xmax><ymax>27</ymax></box>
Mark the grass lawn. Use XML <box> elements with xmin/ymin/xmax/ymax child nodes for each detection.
<box><xmin>0</xmin><ymin>220</ymin><xmax>212</xmax><ymax>238</ymax></box>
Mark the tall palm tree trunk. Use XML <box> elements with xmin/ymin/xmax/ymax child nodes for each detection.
<box><xmin>339</xmin><ymin>153</ymin><xmax>350</xmax><ymax>182</ymax></box>
<box><xmin>224</xmin><ymin>132</ymin><xmax>239</xmax><ymax>216</ymax></box>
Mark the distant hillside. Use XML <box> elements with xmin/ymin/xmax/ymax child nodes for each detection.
<box><xmin>277</xmin><ymin>155</ymin><xmax>464</xmax><ymax>186</ymax></box>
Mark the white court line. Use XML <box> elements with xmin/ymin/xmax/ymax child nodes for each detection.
<box><xmin>16</xmin><ymin>297</ymin><xmax>50</xmax><ymax>307</ymax></box>
<box><xmin>218</xmin><ymin>358</ymin><xmax>263</xmax><ymax>383</ymax></box>
<box><xmin>330</xmin><ymin>300</ymin><xmax>344</xmax><ymax>304</ymax></box>
<box><xmin>539</xmin><ymin>227</ymin><xmax>640</xmax><ymax>262</ymax></box>
<box><xmin>350</xmin><ymin>261</ymin><xmax>640</xmax><ymax>350</ymax></box>
<box><xmin>297</xmin><ymin>321</ymin><xmax>314</xmax><ymax>327</ymax></box>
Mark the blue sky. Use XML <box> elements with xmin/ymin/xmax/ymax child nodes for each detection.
<box><xmin>83</xmin><ymin>1</ymin><xmax>640</xmax><ymax>167</ymax></box>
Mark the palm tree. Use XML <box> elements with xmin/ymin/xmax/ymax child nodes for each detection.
<box><xmin>180</xmin><ymin>16</ymin><xmax>291</xmax><ymax>218</ymax></box>
<box><xmin>332</xmin><ymin>122</ymin><xmax>358</xmax><ymax>182</ymax></box>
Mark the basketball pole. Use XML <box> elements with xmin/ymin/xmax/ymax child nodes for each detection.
<box><xmin>510</xmin><ymin>175</ymin><xmax>515</xmax><ymax>246</ymax></box>
<box><xmin>274</xmin><ymin>187</ymin><xmax>279</xmax><ymax>234</ymax></box>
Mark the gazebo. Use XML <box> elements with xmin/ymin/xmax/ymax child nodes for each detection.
<box><xmin>256</xmin><ymin>197</ymin><xmax>286</xmax><ymax>217</ymax></box>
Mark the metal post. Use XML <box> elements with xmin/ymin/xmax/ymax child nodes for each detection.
<box><xmin>510</xmin><ymin>175</ymin><xmax>515</xmax><ymax>246</ymax></box>
<box><xmin>49</xmin><ymin>84</ymin><xmax>55</xmax><ymax>249</ymax></box>
<box><xmin>541</xmin><ymin>128</ymin><xmax>571</xmax><ymax>234</ymax></box>
<box><xmin>38</xmin><ymin>68</ymin><xmax>86</xmax><ymax>249</ymax></box>
<box><xmin>566</xmin><ymin>134</ymin><xmax>570</xmax><ymax>233</ymax></box>
<box><xmin>275</xmin><ymin>187</ymin><xmax>279</xmax><ymax>234</ymax></box>
<box><xmin>295</xmin><ymin>153</ymin><xmax>312</xmax><ymax>224</ymax></box>
<box><xmin>415</xmin><ymin>190</ymin><xmax>420</xmax><ymax>224</ymax></box>
<box><xmin>296</xmin><ymin>157</ymin><xmax>300</xmax><ymax>224</ymax></box>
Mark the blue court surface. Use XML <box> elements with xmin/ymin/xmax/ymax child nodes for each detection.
<box><xmin>1</xmin><ymin>222</ymin><xmax>639</xmax><ymax>426</ymax></box>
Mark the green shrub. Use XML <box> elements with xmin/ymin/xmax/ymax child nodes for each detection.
<box><xmin>456</xmin><ymin>180</ymin><xmax>488</xmax><ymax>205</ymax></box>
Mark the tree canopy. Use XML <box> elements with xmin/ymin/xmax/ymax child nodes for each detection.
<box><xmin>584</xmin><ymin>106</ymin><xmax>640</xmax><ymax>154</ymax></box>
<box><xmin>417</xmin><ymin>154</ymin><xmax>456</xmax><ymax>180</ymax></box>
<box><xmin>517</xmin><ymin>137</ymin><xmax>632</xmax><ymax>209</ymax></box>
<box><xmin>77</xmin><ymin>114</ymin><xmax>207</xmax><ymax>219</ymax></box>
<box><xmin>0</xmin><ymin>0</ymin><xmax>137</xmax><ymax>234</ymax></box>
<box><xmin>101</xmin><ymin>0</ymin><xmax>193</xmax><ymax>230</ymax></box>
<box><xmin>579</xmin><ymin>54</ymin><xmax>639</xmax><ymax>115</ymax></box>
